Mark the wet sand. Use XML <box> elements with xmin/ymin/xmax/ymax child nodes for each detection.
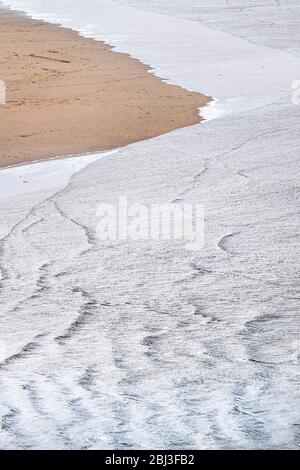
<box><xmin>0</xmin><ymin>7</ymin><xmax>211</xmax><ymax>168</ymax></box>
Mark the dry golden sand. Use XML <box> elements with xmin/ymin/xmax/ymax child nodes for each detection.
<box><xmin>0</xmin><ymin>7</ymin><xmax>211</xmax><ymax>168</ymax></box>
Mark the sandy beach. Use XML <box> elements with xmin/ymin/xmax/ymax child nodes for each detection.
<box><xmin>0</xmin><ymin>7</ymin><xmax>210</xmax><ymax>168</ymax></box>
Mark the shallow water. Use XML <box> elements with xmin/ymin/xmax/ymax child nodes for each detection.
<box><xmin>0</xmin><ymin>0</ymin><xmax>299</xmax><ymax>449</ymax></box>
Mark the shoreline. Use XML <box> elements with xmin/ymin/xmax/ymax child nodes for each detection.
<box><xmin>0</xmin><ymin>6</ymin><xmax>211</xmax><ymax>169</ymax></box>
